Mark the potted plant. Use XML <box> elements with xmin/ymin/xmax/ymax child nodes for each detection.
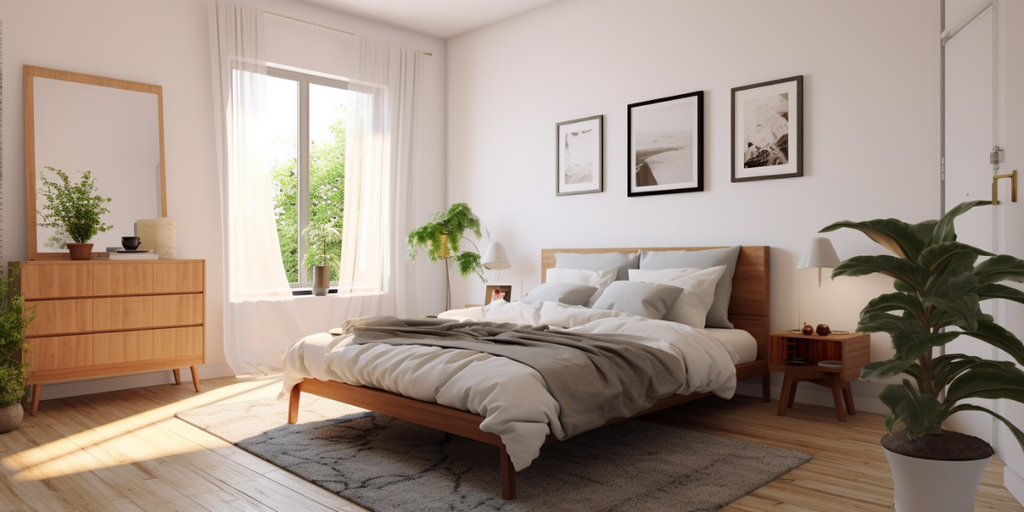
<box><xmin>0</xmin><ymin>268</ymin><xmax>35</xmax><ymax>433</ymax></box>
<box><xmin>37</xmin><ymin>166</ymin><xmax>113</xmax><ymax>260</ymax></box>
<box><xmin>407</xmin><ymin>203</ymin><xmax>486</xmax><ymax>310</ymax></box>
<box><xmin>821</xmin><ymin>200</ymin><xmax>1024</xmax><ymax>512</ymax></box>
<box><xmin>302</xmin><ymin>222</ymin><xmax>342</xmax><ymax>296</ymax></box>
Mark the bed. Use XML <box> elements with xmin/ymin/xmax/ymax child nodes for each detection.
<box><xmin>282</xmin><ymin>246</ymin><xmax>770</xmax><ymax>500</ymax></box>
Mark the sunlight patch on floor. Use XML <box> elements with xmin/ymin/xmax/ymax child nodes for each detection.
<box><xmin>1</xmin><ymin>376</ymin><xmax>283</xmax><ymax>481</ymax></box>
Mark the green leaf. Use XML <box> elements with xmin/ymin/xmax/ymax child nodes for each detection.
<box><xmin>918</xmin><ymin>242</ymin><xmax>989</xmax><ymax>272</ymax></box>
<box><xmin>932</xmin><ymin>354</ymin><xmax>984</xmax><ymax>389</ymax></box>
<box><xmin>832</xmin><ymin>255</ymin><xmax>930</xmax><ymax>291</ymax></box>
<box><xmin>878</xmin><ymin>380</ymin><xmax>944</xmax><ymax>439</ymax></box>
<box><xmin>974</xmin><ymin>254</ymin><xmax>1024</xmax><ymax>284</ymax></box>
<box><xmin>820</xmin><ymin>218</ymin><xmax>927</xmax><ymax>261</ymax></box>
<box><xmin>910</xmin><ymin>219</ymin><xmax>938</xmax><ymax>246</ymax></box>
<box><xmin>976</xmin><ymin>282</ymin><xmax>1024</xmax><ymax>306</ymax></box>
<box><xmin>944</xmin><ymin>366</ymin><xmax>1024</xmax><ymax>404</ymax></box>
<box><xmin>860</xmin><ymin>292</ymin><xmax>926</xmax><ymax>324</ymax></box>
<box><xmin>959</xmin><ymin>319</ymin><xmax>1024</xmax><ymax>367</ymax></box>
<box><xmin>932</xmin><ymin>200</ymin><xmax>990</xmax><ymax>245</ymax></box>
<box><xmin>922</xmin><ymin>272</ymin><xmax>980</xmax><ymax>331</ymax></box>
<box><xmin>857</xmin><ymin>312</ymin><xmax>958</xmax><ymax>380</ymax></box>
<box><xmin>946</xmin><ymin>403</ymin><xmax>1024</xmax><ymax>454</ymax></box>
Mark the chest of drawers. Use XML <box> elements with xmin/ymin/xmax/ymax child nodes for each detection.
<box><xmin>12</xmin><ymin>259</ymin><xmax>206</xmax><ymax>414</ymax></box>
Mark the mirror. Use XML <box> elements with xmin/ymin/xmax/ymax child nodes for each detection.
<box><xmin>24</xmin><ymin>65</ymin><xmax>167</xmax><ymax>260</ymax></box>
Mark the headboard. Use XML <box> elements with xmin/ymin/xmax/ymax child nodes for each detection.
<box><xmin>540</xmin><ymin>246</ymin><xmax>771</xmax><ymax>361</ymax></box>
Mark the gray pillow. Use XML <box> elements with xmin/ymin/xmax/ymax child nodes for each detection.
<box><xmin>520</xmin><ymin>282</ymin><xmax>598</xmax><ymax>306</ymax></box>
<box><xmin>555</xmin><ymin>251</ymin><xmax>640</xmax><ymax>281</ymax></box>
<box><xmin>590</xmin><ymin>281</ymin><xmax>682</xmax><ymax>319</ymax></box>
<box><xmin>639</xmin><ymin>246</ymin><xmax>741</xmax><ymax>328</ymax></box>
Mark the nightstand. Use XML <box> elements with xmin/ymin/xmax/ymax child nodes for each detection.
<box><xmin>769</xmin><ymin>330</ymin><xmax>871</xmax><ymax>422</ymax></box>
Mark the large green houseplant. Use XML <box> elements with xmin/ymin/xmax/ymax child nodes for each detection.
<box><xmin>0</xmin><ymin>269</ymin><xmax>35</xmax><ymax>433</ymax></box>
<box><xmin>821</xmin><ymin>200</ymin><xmax>1024</xmax><ymax>511</ymax></box>
<box><xmin>37</xmin><ymin>166</ymin><xmax>113</xmax><ymax>260</ymax></box>
<box><xmin>407</xmin><ymin>203</ymin><xmax>485</xmax><ymax>310</ymax></box>
<box><xmin>302</xmin><ymin>222</ymin><xmax>342</xmax><ymax>296</ymax></box>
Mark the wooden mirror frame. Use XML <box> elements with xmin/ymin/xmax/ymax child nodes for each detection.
<box><xmin>24</xmin><ymin>65</ymin><xmax>167</xmax><ymax>260</ymax></box>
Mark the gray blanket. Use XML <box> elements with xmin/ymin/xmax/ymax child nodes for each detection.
<box><xmin>339</xmin><ymin>316</ymin><xmax>687</xmax><ymax>438</ymax></box>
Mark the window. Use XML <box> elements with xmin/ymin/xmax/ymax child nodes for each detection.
<box><xmin>265</xmin><ymin>67</ymin><xmax>348</xmax><ymax>288</ymax></box>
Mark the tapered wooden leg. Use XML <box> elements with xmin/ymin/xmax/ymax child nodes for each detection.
<box><xmin>30</xmin><ymin>384</ymin><xmax>41</xmax><ymax>416</ymax></box>
<box><xmin>777</xmin><ymin>376</ymin><xmax>793</xmax><ymax>416</ymax></box>
<box><xmin>762</xmin><ymin>374</ymin><xmax>771</xmax><ymax>402</ymax></box>
<box><xmin>190</xmin><ymin>366</ymin><xmax>201</xmax><ymax>392</ymax></box>
<box><xmin>172</xmin><ymin>368</ymin><xmax>181</xmax><ymax>385</ymax></box>
<box><xmin>830</xmin><ymin>377</ymin><xmax>847</xmax><ymax>422</ymax></box>
<box><xmin>787</xmin><ymin>379</ymin><xmax>799</xmax><ymax>408</ymax></box>
<box><xmin>500</xmin><ymin>444</ymin><xmax>516</xmax><ymax>500</ymax></box>
<box><xmin>288</xmin><ymin>385</ymin><xmax>301</xmax><ymax>424</ymax></box>
<box><xmin>842</xmin><ymin>381</ymin><xmax>855</xmax><ymax>415</ymax></box>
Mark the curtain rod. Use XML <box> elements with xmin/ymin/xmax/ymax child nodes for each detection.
<box><xmin>264</xmin><ymin>10</ymin><xmax>433</xmax><ymax>56</ymax></box>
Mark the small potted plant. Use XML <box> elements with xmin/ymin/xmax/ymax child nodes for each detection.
<box><xmin>302</xmin><ymin>222</ymin><xmax>342</xmax><ymax>296</ymax></box>
<box><xmin>0</xmin><ymin>268</ymin><xmax>35</xmax><ymax>434</ymax></box>
<box><xmin>37</xmin><ymin>166</ymin><xmax>113</xmax><ymax>260</ymax></box>
<box><xmin>407</xmin><ymin>203</ymin><xmax>486</xmax><ymax>310</ymax></box>
<box><xmin>821</xmin><ymin>200</ymin><xmax>1024</xmax><ymax>512</ymax></box>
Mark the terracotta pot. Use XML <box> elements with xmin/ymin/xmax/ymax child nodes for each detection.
<box><xmin>67</xmin><ymin>243</ymin><xmax>94</xmax><ymax>260</ymax></box>
<box><xmin>884</xmin><ymin>446</ymin><xmax>990</xmax><ymax>512</ymax></box>
<box><xmin>0</xmin><ymin>403</ymin><xmax>24</xmax><ymax>434</ymax></box>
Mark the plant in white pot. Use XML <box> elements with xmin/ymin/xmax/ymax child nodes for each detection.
<box><xmin>407</xmin><ymin>203</ymin><xmax>486</xmax><ymax>311</ymax></box>
<box><xmin>37</xmin><ymin>166</ymin><xmax>113</xmax><ymax>260</ymax></box>
<box><xmin>821</xmin><ymin>200</ymin><xmax>1024</xmax><ymax>512</ymax></box>
<box><xmin>0</xmin><ymin>269</ymin><xmax>35</xmax><ymax>434</ymax></box>
<box><xmin>302</xmin><ymin>222</ymin><xmax>342</xmax><ymax>296</ymax></box>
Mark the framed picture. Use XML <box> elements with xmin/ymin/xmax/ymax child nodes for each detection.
<box><xmin>627</xmin><ymin>91</ymin><xmax>704</xmax><ymax>197</ymax></box>
<box><xmin>484</xmin><ymin>284</ymin><xmax>513</xmax><ymax>305</ymax></box>
<box><xmin>731</xmin><ymin>75</ymin><xmax>803</xmax><ymax>182</ymax></box>
<box><xmin>556</xmin><ymin>115</ymin><xmax>603</xmax><ymax>196</ymax></box>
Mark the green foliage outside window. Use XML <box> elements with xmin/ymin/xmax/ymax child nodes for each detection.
<box><xmin>271</xmin><ymin>118</ymin><xmax>346</xmax><ymax>284</ymax></box>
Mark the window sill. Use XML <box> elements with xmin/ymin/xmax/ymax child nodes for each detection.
<box><xmin>291</xmin><ymin>287</ymin><xmax>338</xmax><ymax>297</ymax></box>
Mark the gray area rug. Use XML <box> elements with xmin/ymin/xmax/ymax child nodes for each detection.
<box><xmin>177</xmin><ymin>396</ymin><xmax>811</xmax><ymax>512</ymax></box>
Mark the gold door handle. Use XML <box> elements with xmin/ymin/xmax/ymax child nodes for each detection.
<box><xmin>993</xmin><ymin>170</ymin><xmax>1017</xmax><ymax>205</ymax></box>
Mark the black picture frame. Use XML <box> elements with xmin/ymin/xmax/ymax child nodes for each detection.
<box><xmin>627</xmin><ymin>91</ymin><xmax>704</xmax><ymax>197</ymax></box>
<box><xmin>556</xmin><ymin>115</ymin><xmax>604</xmax><ymax>196</ymax></box>
<box><xmin>731</xmin><ymin>75</ymin><xmax>803</xmax><ymax>182</ymax></box>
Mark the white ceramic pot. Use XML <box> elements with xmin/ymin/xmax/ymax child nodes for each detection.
<box><xmin>884</xmin><ymin>447</ymin><xmax>990</xmax><ymax>512</ymax></box>
<box><xmin>0</xmin><ymin>403</ymin><xmax>25</xmax><ymax>434</ymax></box>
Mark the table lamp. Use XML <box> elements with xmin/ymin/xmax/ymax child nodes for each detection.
<box><xmin>482</xmin><ymin>242</ymin><xmax>511</xmax><ymax>280</ymax></box>
<box><xmin>797</xmin><ymin>236</ymin><xmax>840</xmax><ymax>287</ymax></box>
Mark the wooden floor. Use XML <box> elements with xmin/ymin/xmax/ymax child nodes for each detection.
<box><xmin>0</xmin><ymin>376</ymin><xmax>1020</xmax><ymax>512</ymax></box>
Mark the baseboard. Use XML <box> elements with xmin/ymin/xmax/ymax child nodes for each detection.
<box><xmin>735</xmin><ymin>378</ymin><xmax>889</xmax><ymax>415</ymax></box>
<box><xmin>36</xmin><ymin>363</ymin><xmax>237</xmax><ymax>402</ymax></box>
<box><xmin>1006</xmin><ymin>466</ymin><xmax>1024</xmax><ymax>508</ymax></box>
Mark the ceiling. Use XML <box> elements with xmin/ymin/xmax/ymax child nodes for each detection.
<box><xmin>299</xmin><ymin>0</ymin><xmax>561</xmax><ymax>39</ymax></box>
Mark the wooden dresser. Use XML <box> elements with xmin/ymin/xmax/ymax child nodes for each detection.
<box><xmin>11</xmin><ymin>259</ymin><xmax>206</xmax><ymax>414</ymax></box>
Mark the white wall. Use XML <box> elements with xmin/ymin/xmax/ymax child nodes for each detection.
<box><xmin>1</xmin><ymin>0</ymin><xmax>446</xmax><ymax>400</ymax></box>
<box><xmin>446</xmin><ymin>0</ymin><xmax>942</xmax><ymax>406</ymax></box>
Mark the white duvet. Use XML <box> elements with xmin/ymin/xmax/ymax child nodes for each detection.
<box><xmin>279</xmin><ymin>300</ymin><xmax>739</xmax><ymax>471</ymax></box>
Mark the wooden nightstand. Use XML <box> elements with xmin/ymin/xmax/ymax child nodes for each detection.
<box><xmin>769</xmin><ymin>330</ymin><xmax>871</xmax><ymax>422</ymax></box>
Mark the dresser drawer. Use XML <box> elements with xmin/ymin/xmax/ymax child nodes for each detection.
<box><xmin>26</xmin><ymin>326</ymin><xmax>204</xmax><ymax>379</ymax></box>
<box><xmin>16</xmin><ymin>260</ymin><xmax>204</xmax><ymax>299</ymax></box>
<box><xmin>26</xmin><ymin>294</ymin><xmax>203</xmax><ymax>337</ymax></box>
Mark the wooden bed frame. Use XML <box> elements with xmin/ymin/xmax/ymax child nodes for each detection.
<box><xmin>288</xmin><ymin>246</ymin><xmax>770</xmax><ymax>500</ymax></box>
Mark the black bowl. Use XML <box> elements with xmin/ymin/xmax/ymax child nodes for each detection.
<box><xmin>121</xmin><ymin>236</ymin><xmax>141</xmax><ymax>251</ymax></box>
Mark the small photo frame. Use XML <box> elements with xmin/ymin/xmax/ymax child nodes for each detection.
<box><xmin>484</xmin><ymin>284</ymin><xmax>513</xmax><ymax>305</ymax></box>
<box><xmin>731</xmin><ymin>75</ymin><xmax>803</xmax><ymax>182</ymax></box>
<box><xmin>556</xmin><ymin>115</ymin><xmax>604</xmax><ymax>196</ymax></box>
<box><xmin>627</xmin><ymin>91</ymin><xmax>704</xmax><ymax>197</ymax></box>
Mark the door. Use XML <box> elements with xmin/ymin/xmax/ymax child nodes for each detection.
<box><xmin>943</xmin><ymin>0</ymin><xmax>1024</xmax><ymax>505</ymax></box>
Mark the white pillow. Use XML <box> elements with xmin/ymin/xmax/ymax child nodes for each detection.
<box><xmin>628</xmin><ymin>266</ymin><xmax>727</xmax><ymax>328</ymax></box>
<box><xmin>546</xmin><ymin>267</ymin><xmax>617</xmax><ymax>307</ymax></box>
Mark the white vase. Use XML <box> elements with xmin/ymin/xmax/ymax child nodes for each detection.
<box><xmin>0</xmin><ymin>403</ymin><xmax>25</xmax><ymax>434</ymax></box>
<box><xmin>884</xmin><ymin>447</ymin><xmax>990</xmax><ymax>512</ymax></box>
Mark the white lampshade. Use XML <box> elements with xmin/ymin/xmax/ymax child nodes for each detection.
<box><xmin>482</xmin><ymin>242</ymin><xmax>511</xmax><ymax>270</ymax></box>
<box><xmin>797</xmin><ymin>237</ymin><xmax>840</xmax><ymax>270</ymax></box>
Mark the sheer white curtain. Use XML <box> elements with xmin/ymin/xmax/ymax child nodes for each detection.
<box><xmin>209</xmin><ymin>3</ymin><xmax>422</xmax><ymax>375</ymax></box>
